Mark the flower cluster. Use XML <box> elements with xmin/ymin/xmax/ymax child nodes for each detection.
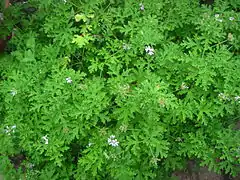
<box><xmin>108</xmin><ymin>135</ymin><xmax>119</xmax><ymax>147</ymax></box>
<box><xmin>119</xmin><ymin>124</ymin><xmax>128</xmax><ymax>133</ymax></box>
<box><xmin>145</xmin><ymin>46</ymin><xmax>155</xmax><ymax>56</ymax></box>
<box><xmin>218</xmin><ymin>93</ymin><xmax>230</xmax><ymax>101</ymax></box>
<box><xmin>218</xmin><ymin>93</ymin><xmax>240</xmax><ymax>102</ymax></box>
<box><xmin>215</xmin><ymin>14</ymin><xmax>235</xmax><ymax>22</ymax></box>
<box><xmin>119</xmin><ymin>84</ymin><xmax>130</xmax><ymax>95</ymax></box>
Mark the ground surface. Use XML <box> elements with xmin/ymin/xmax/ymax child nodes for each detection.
<box><xmin>173</xmin><ymin>166</ymin><xmax>240</xmax><ymax>180</ymax></box>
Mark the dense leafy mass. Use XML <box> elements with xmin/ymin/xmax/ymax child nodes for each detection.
<box><xmin>0</xmin><ymin>0</ymin><xmax>240</xmax><ymax>179</ymax></box>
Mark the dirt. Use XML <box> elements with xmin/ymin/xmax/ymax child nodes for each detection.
<box><xmin>10</xmin><ymin>0</ymin><xmax>27</xmax><ymax>3</ymax></box>
<box><xmin>172</xmin><ymin>166</ymin><xmax>240</xmax><ymax>180</ymax></box>
<box><xmin>173</xmin><ymin>168</ymin><xmax>223</xmax><ymax>180</ymax></box>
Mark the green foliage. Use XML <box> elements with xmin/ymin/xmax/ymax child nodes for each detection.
<box><xmin>0</xmin><ymin>0</ymin><xmax>240</xmax><ymax>179</ymax></box>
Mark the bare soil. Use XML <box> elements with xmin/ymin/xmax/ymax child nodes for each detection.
<box><xmin>172</xmin><ymin>166</ymin><xmax>240</xmax><ymax>180</ymax></box>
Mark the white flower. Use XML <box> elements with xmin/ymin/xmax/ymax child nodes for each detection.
<box><xmin>229</xmin><ymin>17</ymin><xmax>234</xmax><ymax>21</ymax></box>
<box><xmin>148</xmin><ymin>51</ymin><xmax>155</xmax><ymax>56</ymax></box>
<box><xmin>42</xmin><ymin>135</ymin><xmax>49</xmax><ymax>144</ymax></box>
<box><xmin>145</xmin><ymin>46</ymin><xmax>151</xmax><ymax>52</ymax></box>
<box><xmin>63</xmin><ymin>0</ymin><xmax>67</xmax><ymax>3</ymax></box>
<box><xmin>29</xmin><ymin>163</ymin><xmax>35</xmax><ymax>169</ymax></box>
<box><xmin>10</xmin><ymin>89</ymin><xmax>17</xmax><ymax>96</ymax></box>
<box><xmin>11</xmin><ymin>125</ymin><xmax>16</xmax><ymax>133</ymax></box>
<box><xmin>108</xmin><ymin>135</ymin><xmax>119</xmax><ymax>147</ymax></box>
<box><xmin>87</xmin><ymin>142</ymin><xmax>93</xmax><ymax>147</ymax></box>
<box><xmin>218</xmin><ymin>93</ymin><xmax>225</xmax><ymax>98</ymax></box>
<box><xmin>123</xmin><ymin>43</ymin><xmax>131</xmax><ymax>50</ymax></box>
<box><xmin>216</xmin><ymin>19</ymin><xmax>223</xmax><ymax>22</ymax></box>
<box><xmin>0</xmin><ymin>13</ymin><xmax>3</xmax><ymax>21</ymax></box>
<box><xmin>66</xmin><ymin>77</ymin><xmax>72</xmax><ymax>84</ymax></box>
<box><xmin>4</xmin><ymin>126</ymin><xmax>11</xmax><ymax>135</ymax></box>
<box><xmin>235</xmin><ymin>96</ymin><xmax>240</xmax><ymax>101</ymax></box>
<box><xmin>139</xmin><ymin>3</ymin><xmax>144</xmax><ymax>11</ymax></box>
<box><xmin>109</xmin><ymin>135</ymin><xmax>115</xmax><ymax>139</ymax></box>
<box><xmin>4</xmin><ymin>125</ymin><xmax>16</xmax><ymax>135</ymax></box>
<box><xmin>180</xmin><ymin>83</ymin><xmax>189</xmax><ymax>90</ymax></box>
<box><xmin>214</xmin><ymin>14</ymin><xmax>223</xmax><ymax>22</ymax></box>
<box><xmin>218</xmin><ymin>93</ymin><xmax>230</xmax><ymax>101</ymax></box>
<box><xmin>145</xmin><ymin>46</ymin><xmax>155</xmax><ymax>56</ymax></box>
<box><xmin>109</xmin><ymin>139</ymin><xmax>119</xmax><ymax>147</ymax></box>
